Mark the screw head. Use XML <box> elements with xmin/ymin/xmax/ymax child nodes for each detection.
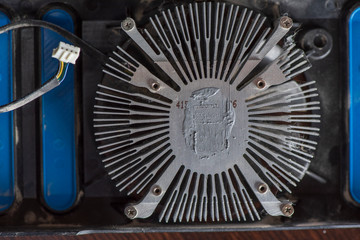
<box><xmin>124</xmin><ymin>206</ymin><xmax>137</xmax><ymax>219</ymax></box>
<box><xmin>279</xmin><ymin>16</ymin><xmax>293</xmax><ymax>29</ymax></box>
<box><xmin>121</xmin><ymin>18</ymin><xmax>135</xmax><ymax>31</ymax></box>
<box><xmin>281</xmin><ymin>203</ymin><xmax>294</xmax><ymax>217</ymax></box>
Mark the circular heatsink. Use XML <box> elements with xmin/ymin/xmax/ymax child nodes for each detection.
<box><xmin>93</xmin><ymin>2</ymin><xmax>320</xmax><ymax>222</ymax></box>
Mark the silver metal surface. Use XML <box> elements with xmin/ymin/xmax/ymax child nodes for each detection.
<box><xmin>94</xmin><ymin>2</ymin><xmax>321</xmax><ymax>223</ymax></box>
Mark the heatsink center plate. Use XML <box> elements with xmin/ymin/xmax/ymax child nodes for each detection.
<box><xmin>183</xmin><ymin>87</ymin><xmax>235</xmax><ymax>159</ymax></box>
<box><xmin>170</xmin><ymin>83</ymin><xmax>240</xmax><ymax>174</ymax></box>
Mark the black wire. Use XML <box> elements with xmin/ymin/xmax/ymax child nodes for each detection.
<box><xmin>0</xmin><ymin>19</ymin><xmax>108</xmax><ymax>64</ymax></box>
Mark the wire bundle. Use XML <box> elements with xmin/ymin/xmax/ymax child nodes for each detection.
<box><xmin>56</xmin><ymin>61</ymin><xmax>70</xmax><ymax>82</ymax></box>
<box><xmin>0</xmin><ymin>18</ymin><xmax>108</xmax><ymax>113</ymax></box>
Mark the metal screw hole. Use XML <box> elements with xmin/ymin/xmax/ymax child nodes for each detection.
<box><xmin>151</xmin><ymin>82</ymin><xmax>160</xmax><ymax>91</ymax></box>
<box><xmin>152</xmin><ymin>185</ymin><xmax>162</xmax><ymax>196</ymax></box>
<box><xmin>258</xmin><ymin>183</ymin><xmax>268</xmax><ymax>194</ymax></box>
<box><xmin>314</xmin><ymin>35</ymin><xmax>327</xmax><ymax>49</ymax></box>
<box><xmin>256</xmin><ymin>79</ymin><xmax>266</xmax><ymax>89</ymax></box>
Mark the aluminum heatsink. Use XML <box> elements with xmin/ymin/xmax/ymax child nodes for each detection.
<box><xmin>93</xmin><ymin>2</ymin><xmax>320</xmax><ymax>222</ymax></box>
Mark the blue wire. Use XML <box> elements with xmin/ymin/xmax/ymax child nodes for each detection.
<box><xmin>58</xmin><ymin>63</ymin><xmax>70</xmax><ymax>83</ymax></box>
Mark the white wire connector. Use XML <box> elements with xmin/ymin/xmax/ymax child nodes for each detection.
<box><xmin>52</xmin><ymin>41</ymin><xmax>80</xmax><ymax>64</ymax></box>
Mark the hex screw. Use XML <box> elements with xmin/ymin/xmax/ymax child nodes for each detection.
<box><xmin>121</xmin><ymin>18</ymin><xmax>135</xmax><ymax>31</ymax></box>
<box><xmin>280</xmin><ymin>16</ymin><xmax>293</xmax><ymax>29</ymax></box>
<box><xmin>281</xmin><ymin>203</ymin><xmax>294</xmax><ymax>217</ymax></box>
<box><xmin>124</xmin><ymin>206</ymin><xmax>137</xmax><ymax>219</ymax></box>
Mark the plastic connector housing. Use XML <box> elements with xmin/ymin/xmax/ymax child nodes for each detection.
<box><xmin>52</xmin><ymin>41</ymin><xmax>80</xmax><ymax>64</ymax></box>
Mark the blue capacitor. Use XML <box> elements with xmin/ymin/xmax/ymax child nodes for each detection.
<box><xmin>0</xmin><ymin>11</ymin><xmax>14</xmax><ymax>212</ymax></box>
<box><xmin>349</xmin><ymin>7</ymin><xmax>360</xmax><ymax>204</ymax></box>
<box><xmin>41</xmin><ymin>9</ymin><xmax>77</xmax><ymax>211</ymax></box>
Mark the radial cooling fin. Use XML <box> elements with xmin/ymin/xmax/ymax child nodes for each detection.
<box><xmin>93</xmin><ymin>2</ymin><xmax>321</xmax><ymax>223</ymax></box>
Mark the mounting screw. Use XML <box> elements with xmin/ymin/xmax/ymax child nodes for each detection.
<box><xmin>150</xmin><ymin>81</ymin><xmax>160</xmax><ymax>91</ymax></box>
<box><xmin>281</xmin><ymin>203</ymin><xmax>294</xmax><ymax>217</ymax></box>
<box><xmin>279</xmin><ymin>16</ymin><xmax>293</xmax><ymax>29</ymax></box>
<box><xmin>256</xmin><ymin>79</ymin><xmax>266</xmax><ymax>89</ymax></box>
<box><xmin>124</xmin><ymin>206</ymin><xmax>137</xmax><ymax>219</ymax></box>
<box><xmin>121</xmin><ymin>18</ymin><xmax>135</xmax><ymax>31</ymax></box>
<box><xmin>152</xmin><ymin>185</ymin><xmax>162</xmax><ymax>196</ymax></box>
<box><xmin>257</xmin><ymin>183</ymin><xmax>268</xmax><ymax>194</ymax></box>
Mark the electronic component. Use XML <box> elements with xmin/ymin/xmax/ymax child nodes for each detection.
<box><xmin>94</xmin><ymin>2</ymin><xmax>320</xmax><ymax>222</ymax></box>
<box><xmin>0</xmin><ymin>41</ymin><xmax>78</xmax><ymax>113</ymax></box>
<box><xmin>52</xmin><ymin>41</ymin><xmax>80</xmax><ymax>64</ymax></box>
